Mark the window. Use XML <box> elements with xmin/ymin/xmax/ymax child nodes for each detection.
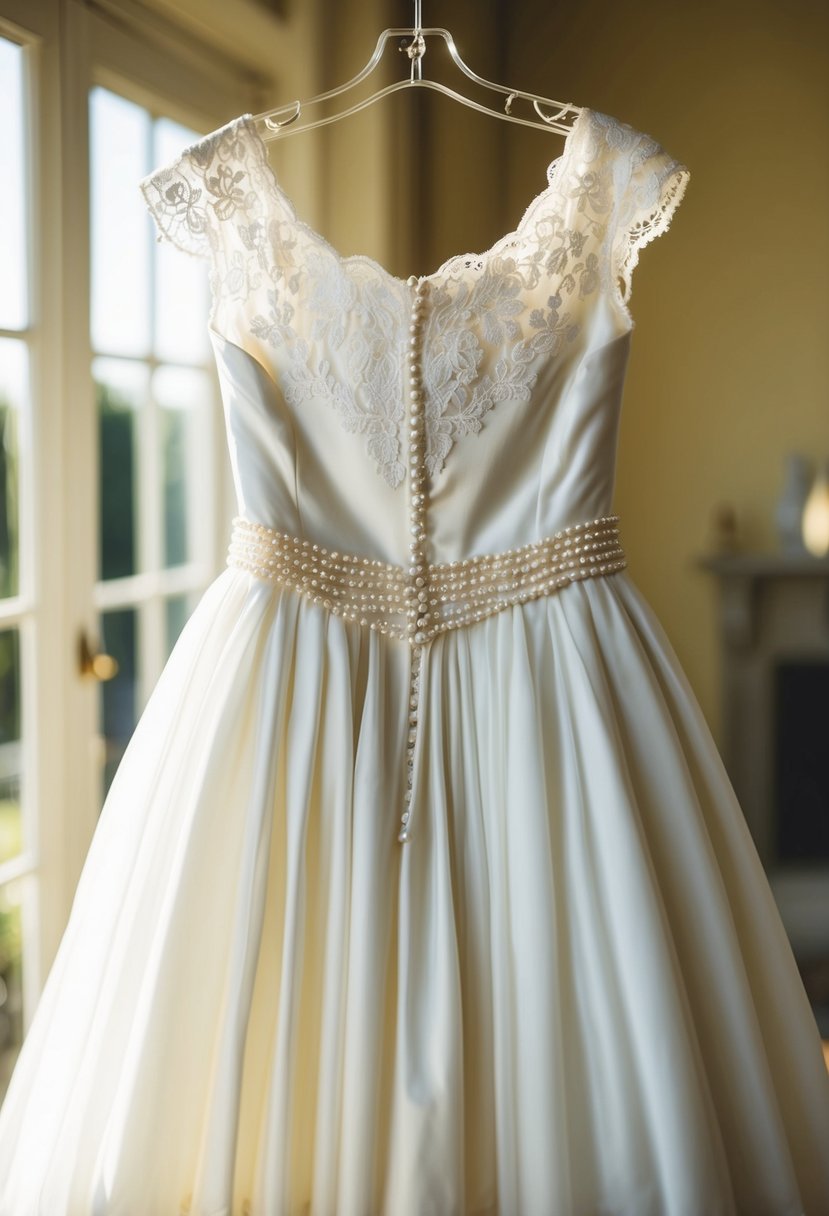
<box><xmin>89</xmin><ymin>87</ymin><xmax>217</xmax><ymax>799</ymax></box>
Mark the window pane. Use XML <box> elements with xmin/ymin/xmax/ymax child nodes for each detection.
<box><xmin>0</xmin><ymin>39</ymin><xmax>27</xmax><ymax>331</ymax></box>
<box><xmin>0</xmin><ymin>629</ymin><xmax>21</xmax><ymax>867</ymax></box>
<box><xmin>89</xmin><ymin>88</ymin><xmax>151</xmax><ymax>357</ymax></box>
<box><xmin>154</xmin><ymin>365</ymin><xmax>210</xmax><ymax>568</ymax></box>
<box><xmin>95</xmin><ymin>357</ymin><xmax>148</xmax><ymax>581</ymax></box>
<box><xmin>166</xmin><ymin>592</ymin><xmax>195</xmax><ymax>652</ymax></box>
<box><xmin>99</xmin><ymin>608</ymin><xmax>137</xmax><ymax>801</ymax></box>
<box><xmin>0</xmin><ymin>877</ymin><xmax>25</xmax><ymax>1105</ymax></box>
<box><xmin>0</xmin><ymin>339</ymin><xmax>25</xmax><ymax>600</ymax></box>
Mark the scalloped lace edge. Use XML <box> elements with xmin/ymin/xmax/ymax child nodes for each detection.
<box><xmin>618</xmin><ymin>162</ymin><xmax>690</xmax><ymax>306</ymax></box>
<box><xmin>240</xmin><ymin>109</ymin><xmax>591</xmax><ymax>288</ymax></box>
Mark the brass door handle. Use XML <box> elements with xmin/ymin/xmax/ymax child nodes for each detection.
<box><xmin>78</xmin><ymin>627</ymin><xmax>119</xmax><ymax>681</ymax></box>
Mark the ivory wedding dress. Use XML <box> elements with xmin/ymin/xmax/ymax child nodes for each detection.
<box><xmin>1</xmin><ymin>105</ymin><xmax>828</xmax><ymax>1216</ymax></box>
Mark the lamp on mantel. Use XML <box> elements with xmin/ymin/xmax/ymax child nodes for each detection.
<box><xmin>802</xmin><ymin>458</ymin><xmax>829</xmax><ymax>557</ymax></box>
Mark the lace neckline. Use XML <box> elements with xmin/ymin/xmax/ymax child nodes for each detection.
<box><xmin>237</xmin><ymin>106</ymin><xmax>592</xmax><ymax>290</ymax></box>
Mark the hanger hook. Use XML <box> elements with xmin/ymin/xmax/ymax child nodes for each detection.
<box><xmin>405</xmin><ymin>0</ymin><xmax>425</xmax><ymax>82</ymax></box>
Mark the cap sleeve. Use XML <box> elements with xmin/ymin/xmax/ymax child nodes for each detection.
<box><xmin>140</xmin><ymin>143</ymin><xmax>214</xmax><ymax>260</ymax></box>
<box><xmin>612</xmin><ymin>128</ymin><xmax>690</xmax><ymax>304</ymax></box>
<box><xmin>138</xmin><ymin>115</ymin><xmax>255</xmax><ymax>261</ymax></box>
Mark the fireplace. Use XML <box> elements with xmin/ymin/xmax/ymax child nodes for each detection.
<box><xmin>773</xmin><ymin>658</ymin><xmax>829</xmax><ymax>864</ymax></box>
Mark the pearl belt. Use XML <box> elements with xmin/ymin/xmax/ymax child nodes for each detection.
<box><xmin>226</xmin><ymin>511</ymin><xmax>627</xmax><ymax>644</ymax></box>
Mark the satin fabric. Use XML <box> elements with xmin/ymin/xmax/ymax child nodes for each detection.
<box><xmin>1</xmin><ymin>105</ymin><xmax>829</xmax><ymax>1215</ymax></box>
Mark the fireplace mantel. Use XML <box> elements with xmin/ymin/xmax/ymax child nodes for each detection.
<box><xmin>699</xmin><ymin>551</ymin><xmax>829</xmax><ymax>649</ymax></box>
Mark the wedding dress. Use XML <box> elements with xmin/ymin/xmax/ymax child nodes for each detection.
<box><xmin>1</xmin><ymin>104</ymin><xmax>828</xmax><ymax>1216</ymax></box>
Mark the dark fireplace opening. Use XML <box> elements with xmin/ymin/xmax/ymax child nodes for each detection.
<box><xmin>773</xmin><ymin>659</ymin><xmax>829</xmax><ymax>864</ymax></box>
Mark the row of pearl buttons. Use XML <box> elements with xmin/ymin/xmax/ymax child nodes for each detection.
<box><xmin>400</xmin><ymin>274</ymin><xmax>430</xmax><ymax>843</ymax></box>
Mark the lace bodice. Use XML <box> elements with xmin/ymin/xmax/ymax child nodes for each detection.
<box><xmin>140</xmin><ymin>106</ymin><xmax>688</xmax><ymax>565</ymax></box>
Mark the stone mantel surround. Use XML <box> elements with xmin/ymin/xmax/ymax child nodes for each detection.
<box><xmin>699</xmin><ymin>548</ymin><xmax>829</xmax><ymax>1032</ymax></box>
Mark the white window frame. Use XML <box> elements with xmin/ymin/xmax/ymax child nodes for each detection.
<box><xmin>0</xmin><ymin>0</ymin><xmax>322</xmax><ymax>1038</ymax></box>
<box><xmin>0</xmin><ymin>0</ymin><xmax>65</xmax><ymax>1040</ymax></box>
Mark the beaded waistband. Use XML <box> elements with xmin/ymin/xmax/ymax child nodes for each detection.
<box><xmin>226</xmin><ymin>513</ymin><xmax>627</xmax><ymax>643</ymax></box>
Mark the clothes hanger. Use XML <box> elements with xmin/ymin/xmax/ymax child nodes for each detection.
<box><xmin>250</xmin><ymin>0</ymin><xmax>581</xmax><ymax>141</ymax></box>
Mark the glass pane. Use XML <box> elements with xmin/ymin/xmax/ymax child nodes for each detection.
<box><xmin>154</xmin><ymin>116</ymin><xmax>209</xmax><ymax>365</ymax></box>
<box><xmin>154</xmin><ymin>365</ymin><xmax>209</xmax><ymax>568</ymax></box>
<box><xmin>95</xmin><ymin>357</ymin><xmax>147</xmax><ymax>581</ymax></box>
<box><xmin>0</xmin><ymin>878</ymin><xmax>24</xmax><ymax>1105</ymax></box>
<box><xmin>99</xmin><ymin>608</ymin><xmax>137</xmax><ymax>802</ymax></box>
<box><xmin>0</xmin><ymin>629</ymin><xmax>21</xmax><ymax>867</ymax></box>
<box><xmin>0</xmin><ymin>39</ymin><xmax>27</xmax><ymax>331</ymax></box>
<box><xmin>0</xmin><ymin>338</ymin><xmax>25</xmax><ymax>600</ymax></box>
<box><xmin>89</xmin><ymin>88</ymin><xmax>151</xmax><ymax>357</ymax></box>
<box><xmin>165</xmin><ymin>592</ymin><xmax>195</xmax><ymax>653</ymax></box>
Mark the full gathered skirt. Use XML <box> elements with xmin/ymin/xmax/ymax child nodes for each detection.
<box><xmin>1</xmin><ymin>566</ymin><xmax>828</xmax><ymax>1216</ymax></box>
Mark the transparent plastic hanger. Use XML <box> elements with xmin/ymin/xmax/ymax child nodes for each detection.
<box><xmin>251</xmin><ymin>0</ymin><xmax>581</xmax><ymax>142</ymax></box>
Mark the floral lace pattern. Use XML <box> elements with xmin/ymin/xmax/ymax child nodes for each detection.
<box><xmin>262</xmin><ymin>263</ymin><xmax>410</xmax><ymax>487</ymax></box>
<box><xmin>140</xmin><ymin>108</ymin><xmax>688</xmax><ymax>488</ymax></box>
